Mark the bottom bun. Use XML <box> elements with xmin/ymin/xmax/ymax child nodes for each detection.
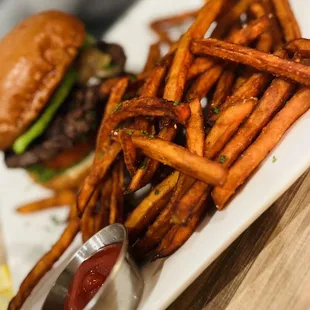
<box><xmin>28</xmin><ymin>152</ymin><xmax>94</xmax><ymax>191</ymax></box>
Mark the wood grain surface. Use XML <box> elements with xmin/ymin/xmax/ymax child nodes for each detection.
<box><xmin>169</xmin><ymin>169</ymin><xmax>310</xmax><ymax>310</ymax></box>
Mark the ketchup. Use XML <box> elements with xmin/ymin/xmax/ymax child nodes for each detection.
<box><xmin>64</xmin><ymin>243</ymin><xmax>122</xmax><ymax>310</ymax></box>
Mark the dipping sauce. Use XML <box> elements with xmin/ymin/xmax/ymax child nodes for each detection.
<box><xmin>64</xmin><ymin>243</ymin><xmax>122</xmax><ymax>310</ymax></box>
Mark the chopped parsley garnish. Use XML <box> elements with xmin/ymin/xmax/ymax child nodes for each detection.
<box><xmin>148</xmin><ymin>134</ymin><xmax>155</xmax><ymax>139</ymax></box>
<box><xmin>126</xmin><ymin>130</ymin><xmax>134</xmax><ymax>135</ymax></box>
<box><xmin>272</xmin><ymin>156</ymin><xmax>277</xmax><ymax>163</ymax></box>
<box><xmin>154</xmin><ymin>189</ymin><xmax>160</xmax><ymax>195</ymax></box>
<box><xmin>173</xmin><ymin>101</ymin><xmax>180</xmax><ymax>106</ymax></box>
<box><xmin>141</xmin><ymin>130</ymin><xmax>149</xmax><ymax>136</ymax></box>
<box><xmin>145</xmin><ymin>116</ymin><xmax>152</xmax><ymax>120</ymax></box>
<box><xmin>219</xmin><ymin>155</ymin><xmax>226</xmax><ymax>164</ymax></box>
<box><xmin>114</xmin><ymin>103</ymin><xmax>122</xmax><ymax>112</ymax></box>
<box><xmin>213</xmin><ymin>107</ymin><xmax>220</xmax><ymax>114</ymax></box>
<box><xmin>140</xmin><ymin>160</ymin><xmax>147</xmax><ymax>169</ymax></box>
<box><xmin>97</xmin><ymin>152</ymin><xmax>103</xmax><ymax>159</ymax></box>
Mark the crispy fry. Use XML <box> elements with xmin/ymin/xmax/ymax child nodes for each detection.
<box><xmin>186</xmin><ymin>64</ymin><xmax>224</xmax><ymax>101</ymax></box>
<box><xmin>126</xmin><ymin>125</ymin><xmax>176</xmax><ymax>193</ymax></box>
<box><xmin>218</xmin><ymin>77</ymin><xmax>295</xmax><ymax>168</ymax></box>
<box><xmin>102</xmin><ymin>77</ymin><xmax>129</xmax><ymax>121</ymax></box>
<box><xmin>173</xmin><ymin>97</ymin><xmax>256</xmax><ymax>224</ymax></box>
<box><xmin>188</xmin><ymin>15</ymin><xmax>271</xmax><ymax>80</ymax></box>
<box><xmin>99</xmin><ymin>77</ymin><xmax>123</xmax><ymax>98</ymax></box>
<box><xmin>9</xmin><ymin>218</ymin><xmax>80</xmax><ymax>310</ymax></box>
<box><xmin>81</xmin><ymin>189</ymin><xmax>100</xmax><ymax>242</ymax></box>
<box><xmin>191</xmin><ymin>39</ymin><xmax>310</xmax><ymax>86</ymax></box>
<box><xmin>125</xmin><ymin>172</ymin><xmax>179</xmax><ymax>240</ymax></box>
<box><xmin>154</xmin><ymin>193</ymin><xmax>207</xmax><ymax>259</ymax></box>
<box><xmin>130</xmin><ymin>135</ymin><xmax>227</xmax><ymax>186</ymax></box>
<box><xmin>143</xmin><ymin>43</ymin><xmax>161</xmax><ymax>73</ymax></box>
<box><xmin>16</xmin><ymin>190</ymin><xmax>75</xmax><ymax>214</ymax></box>
<box><xmin>119</xmin><ymin>130</ymin><xmax>137</xmax><ymax>176</ymax></box>
<box><xmin>150</xmin><ymin>9</ymin><xmax>198</xmax><ymax>45</ymax></box>
<box><xmin>211</xmin><ymin>0</ymin><xmax>256</xmax><ymax>39</ymax></box>
<box><xmin>205</xmin><ymin>98</ymin><xmax>257</xmax><ymax>159</ymax></box>
<box><xmin>67</xmin><ymin>202</ymin><xmax>78</xmax><ymax>222</ymax></box>
<box><xmin>96</xmin><ymin>97</ymin><xmax>190</xmax><ymax>149</ymax></box>
<box><xmin>94</xmin><ymin>177</ymin><xmax>113</xmax><ymax>232</ymax></box>
<box><xmin>133</xmin><ymin>99</ymin><xmax>205</xmax><ymax>256</ymax></box>
<box><xmin>270</xmin><ymin>0</ymin><xmax>301</xmax><ymax>42</ymax></box>
<box><xmin>164</xmin><ymin>0</ymin><xmax>226</xmax><ymax>101</ymax></box>
<box><xmin>209</xmin><ymin>64</ymin><xmax>237</xmax><ymax>116</ymax></box>
<box><xmin>109</xmin><ymin>160</ymin><xmax>124</xmax><ymax>224</ymax></box>
<box><xmin>132</xmin><ymin>175</ymin><xmax>193</xmax><ymax>258</ymax></box>
<box><xmin>285</xmin><ymin>39</ymin><xmax>310</xmax><ymax>58</ymax></box>
<box><xmin>77</xmin><ymin>142</ymin><xmax>121</xmax><ymax>215</ymax></box>
<box><xmin>213</xmin><ymin>88</ymin><xmax>310</xmax><ymax>209</ymax></box>
<box><xmin>259</xmin><ymin>0</ymin><xmax>284</xmax><ymax>50</ymax></box>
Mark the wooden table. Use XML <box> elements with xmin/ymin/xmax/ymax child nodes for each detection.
<box><xmin>169</xmin><ymin>169</ymin><xmax>310</xmax><ymax>310</ymax></box>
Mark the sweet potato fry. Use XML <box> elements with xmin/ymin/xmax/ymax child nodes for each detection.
<box><xmin>150</xmin><ymin>9</ymin><xmax>198</xmax><ymax>45</ymax></box>
<box><xmin>143</xmin><ymin>43</ymin><xmax>161</xmax><ymax>73</ymax></box>
<box><xmin>99</xmin><ymin>77</ymin><xmax>123</xmax><ymax>98</ymax></box>
<box><xmin>208</xmin><ymin>64</ymin><xmax>237</xmax><ymax>116</ymax></box>
<box><xmin>9</xmin><ymin>218</ymin><xmax>80</xmax><ymax>310</ymax></box>
<box><xmin>172</xmin><ymin>97</ymin><xmax>256</xmax><ymax>224</ymax></box>
<box><xmin>191</xmin><ymin>39</ymin><xmax>310</xmax><ymax>86</ymax></box>
<box><xmin>154</xmin><ymin>193</ymin><xmax>207</xmax><ymax>259</ymax></box>
<box><xmin>270</xmin><ymin>0</ymin><xmax>301</xmax><ymax>42</ymax></box>
<box><xmin>16</xmin><ymin>190</ymin><xmax>75</xmax><ymax>214</ymax></box>
<box><xmin>212</xmin><ymin>87</ymin><xmax>310</xmax><ymax>209</ymax></box>
<box><xmin>259</xmin><ymin>0</ymin><xmax>284</xmax><ymax>50</ymax></box>
<box><xmin>164</xmin><ymin>0</ymin><xmax>226</xmax><ymax>101</ymax></box>
<box><xmin>81</xmin><ymin>189</ymin><xmax>100</xmax><ymax>242</ymax></box>
<box><xmin>96</xmin><ymin>97</ymin><xmax>190</xmax><ymax>148</ymax></box>
<box><xmin>77</xmin><ymin>142</ymin><xmax>121</xmax><ymax>215</ymax></box>
<box><xmin>186</xmin><ymin>64</ymin><xmax>224</xmax><ymax>101</ymax></box>
<box><xmin>133</xmin><ymin>99</ymin><xmax>204</xmax><ymax>256</ymax></box>
<box><xmin>218</xmin><ymin>77</ymin><xmax>295</xmax><ymax>168</ymax></box>
<box><xmin>188</xmin><ymin>15</ymin><xmax>271</xmax><ymax>80</ymax></box>
<box><xmin>125</xmin><ymin>172</ymin><xmax>179</xmax><ymax>240</ymax></box>
<box><xmin>205</xmin><ymin>98</ymin><xmax>257</xmax><ymax>159</ymax></box>
<box><xmin>132</xmin><ymin>175</ymin><xmax>194</xmax><ymax>258</ymax></box>
<box><xmin>285</xmin><ymin>39</ymin><xmax>310</xmax><ymax>58</ymax></box>
<box><xmin>130</xmin><ymin>135</ymin><xmax>227</xmax><ymax>186</ymax></box>
<box><xmin>211</xmin><ymin>0</ymin><xmax>257</xmax><ymax>39</ymax></box>
<box><xmin>103</xmin><ymin>77</ymin><xmax>129</xmax><ymax>119</ymax></box>
<box><xmin>109</xmin><ymin>160</ymin><xmax>124</xmax><ymax>224</ymax></box>
<box><xmin>95</xmin><ymin>177</ymin><xmax>113</xmax><ymax>231</ymax></box>
<box><xmin>126</xmin><ymin>125</ymin><xmax>176</xmax><ymax>193</ymax></box>
<box><xmin>118</xmin><ymin>130</ymin><xmax>137</xmax><ymax>176</ymax></box>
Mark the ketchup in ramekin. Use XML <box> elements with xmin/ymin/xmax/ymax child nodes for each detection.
<box><xmin>64</xmin><ymin>243</ymin><xmax>122</xmax><ymax>310</ymax></box>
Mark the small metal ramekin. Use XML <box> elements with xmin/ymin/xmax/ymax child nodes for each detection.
<box><xmin>42</xmin><ymin>223</ymin><xmax>144</xmax><ymax>310</ymax></box>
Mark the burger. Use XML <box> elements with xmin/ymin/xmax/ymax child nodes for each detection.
<box><xmin>0</xmin><ymin>10</ymin><xmax>126</xmax><ymax>191</ymax></box>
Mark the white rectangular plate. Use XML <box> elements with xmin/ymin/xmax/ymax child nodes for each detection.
<box><xmin>1</xmin><ymin>0</ymin><xmax>310</xmax><ymax>309</ymax></box>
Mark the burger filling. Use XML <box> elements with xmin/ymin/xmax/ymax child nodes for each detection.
<box><xmin>4</xmin><ymin>38</ymin><xmax>126</xmax><ymax>183</ymax></box>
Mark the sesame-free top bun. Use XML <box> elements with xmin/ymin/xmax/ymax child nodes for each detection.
<box><xmin>0</xmin><ymin>10</ymin><xmax>85</xmax><ymax>150</ymax></box>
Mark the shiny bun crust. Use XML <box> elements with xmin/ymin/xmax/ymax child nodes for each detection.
<box><xmin>0</xmin><ymin>10</ymin><xmax>85</xmax><ymax>150</ymax></box>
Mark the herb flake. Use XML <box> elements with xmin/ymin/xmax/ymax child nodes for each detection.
<box><xmin>114</xmin><ymin>103</ymin><xmax>122</xmax><ymax>112</ymax></box>
<box><xmin>140</xmin><ymin>160</ymin><xmax>147</xmax><ymax>170</ymax></box>
<box><xmin>154</xmin><ymin>189</ymin><xmax>160</xmax><ymax>195</ymax></box>
<box><xmin>173</xmin><ymin>101</ymin><xmax>180</xmax><ymax>106</ymax></box>
<box><xmin>141</xmin><ymin>130</ymin><xmax>149</xmax><ymax>136</ymax></box>
<box><xmin>126</xmin><ymin>130</ymin><xmax>134</xmax><ymax>136</ymax></box>
<box><xmin>213</xmin><ymin>107</ymin><xmax>220</xmax><ymax>114</ymax></box>
<box><xmin>272</xmin><ymin>156</ymin><xmax>277</xmax><ymax>163</ymax></box>
<box><xmin>219</xmin><ymin>155</ymin><xmax>226</xmax><ymax>164</ymax></box>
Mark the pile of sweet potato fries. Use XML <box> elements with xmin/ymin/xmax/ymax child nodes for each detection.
<box><xmin>10</xmin><ymin>0</ymin><xmax>310</xmax><ymax>308</ymax></box>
